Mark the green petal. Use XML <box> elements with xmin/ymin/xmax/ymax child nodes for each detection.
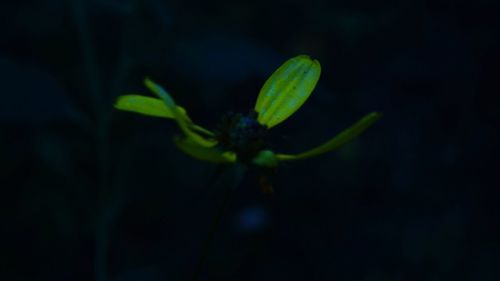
<box><xmin>144</xmin><ymin>78</ymin><xmax>217</xmax><ymax>147</ymax></box>
<box><xmin>191</xmin><ymin>124</ymin><xmax>215</xmax><ymax>137</ymax></box>
<box><xmin>114</xmin><ymin>95</ymin><xmax>188</xmax><ymax>119</ymax></box>
<box><xmin>276</xmin><ymin>112</ymin><xmax>381</xmax><ymax>161</ymax></box>
<box><xmin>255</xmin><ymin>55</ymin><xmax>321</xmax><ymax>128</ymax></box>
<box><xmin>173</xmin><ymin>136</ymin><xmax>236</xmax><ymax>164</ymax></box>
<box><xmin>252</xmin><ymin>150</ymin><xmax>279</xmax><ymax>168</ymax></box>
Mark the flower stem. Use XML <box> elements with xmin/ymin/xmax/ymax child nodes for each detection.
<box><xmin>95</xmin><ymin>213</ymin><xmax>110</xmax><ymax>281</ymax></box>
<box><xmin>192</xmin><ymin>164</ymin><xmax>246</xmax><ymax>281</ymax></box>
<box><xmin>71</xmin><ymin>1</ymin><xmax>112</xmax><ymax>281</ymax></box>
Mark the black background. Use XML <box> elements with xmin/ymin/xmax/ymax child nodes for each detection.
<box><xmin>1</xmin><ymin>0</ymin><xmax>499</xmax><ymax>280</ymax></box>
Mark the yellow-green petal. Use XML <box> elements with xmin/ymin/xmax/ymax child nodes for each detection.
<box><xmin>173</xmin><ymin>136</ymin><xmax>236</xmax><ymax>164</ymax></box>
<box><xmin>114</xmin><ymin>95</ymin><xmax>188</xmax><ymax>119</ymax></box>
<box><xmin>252</xmin><ymin>150</ymin><xmax>279</xmax><ymax>168</ymax></box>
<box><xmin>114</xmin><ymin>94</ymin><xmax>215</xmax><ymax>138</ymax></box>
<box><xmin>191</xmin><ymin>124</ymin><xmax>215</xmax><ymax>137</ymax></box>
<box><xmin>144</xmin><ymin>78</ymin><xmax>217</xmax><ymax>147</ymax></box>
<box><xmin>255</xmin><ymin>55</ymin><xmax>321</xmax><ymax>128</ymax></box>
<box><xmin>276</xmin><ymin>112</ymin><xmax>381</xmax><ymax>161</ymax></box>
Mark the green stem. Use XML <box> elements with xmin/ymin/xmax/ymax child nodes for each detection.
<box><xmin>71</xmin><ymin>0</ymin><xmax>104</xmax><ymax>117</ymax></box>
<box><xmin>71</xmin><ymin>2</ymin><xmax>111</xmax><ymax>281</ymax></box>
<box><xmin>95</xmin><ymin>213</ymin><xmax>110</xmax><ymax>281</ymax></box>
<box><xmin>192</xmin><ymin>164</ymin><xmax>246</xmax><ymax>281</ymax></box>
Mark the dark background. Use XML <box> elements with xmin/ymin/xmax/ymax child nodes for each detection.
<box><xmin>1</xmin><ymin>0</ymin><xmax>499</xmax><ymax>280</ymax></box>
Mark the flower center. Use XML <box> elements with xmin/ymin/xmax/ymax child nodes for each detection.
<box><xmin>214</xmin><ymin>111</ymin><xmax>268</xmax><ymax>163</ymax></box>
